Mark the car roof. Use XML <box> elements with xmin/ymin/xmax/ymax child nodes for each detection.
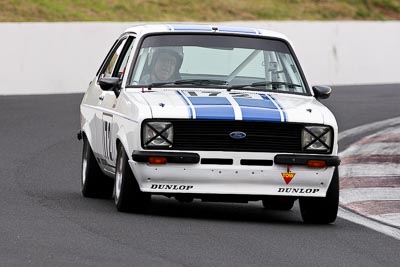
<box><xmin>123</xmin><ymin>24</ymin><xmax>290</xmax><ymax>42</ymax></box>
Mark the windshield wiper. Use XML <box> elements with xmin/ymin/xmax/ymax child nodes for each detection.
<box><xmin>174</xmin><ymin>79</ymin><xmax>228</xmax><ymax>86</ymax></box>
<box><xmin>147</xmin><ymin>81</ymin><xmax>175</xmax><ymax>89</ymax></box>
<box><xmin>228</xmin><ymin>81</ymin><xmax>302</xmax><ymax>91</ymax></box>
<box><xmin>148</xmin><ymin>79</ymin><xmax>228</xmax><ymax>89</ymax></box>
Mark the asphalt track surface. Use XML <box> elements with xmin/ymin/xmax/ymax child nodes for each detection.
<box><xmin>1</xmin><ymin>84</ymin><xmax>399</xmax><ymax>266</ymax></box>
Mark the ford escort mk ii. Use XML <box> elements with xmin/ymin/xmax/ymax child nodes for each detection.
<box><xmin>79</xmin><ymin>24</ymin><xmax>340</xmax><ymax>223</ymax></box>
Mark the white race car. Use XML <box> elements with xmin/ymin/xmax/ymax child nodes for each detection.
<box><xmin>78</xmin><ymin>24</ymin><xmax>340</xmax><ymax>223</ymax></box>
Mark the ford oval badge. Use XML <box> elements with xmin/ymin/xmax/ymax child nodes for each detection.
<box><xmin>229</xmin><ymin>131</ymin><xmax>246</xmax><ymax>139</ymax></box>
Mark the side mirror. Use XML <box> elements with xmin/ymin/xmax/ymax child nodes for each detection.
<box><xmin>98</xmin><ymin>77</ymin><xmax>121</xmax><ymax>97</ymax></box>
<box><xmin>312</xmin><ymin>85</ymin><xmax>332</xmax><ymax>99</ymax></box>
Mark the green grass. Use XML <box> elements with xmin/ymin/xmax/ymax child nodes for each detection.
<box><xmin>0</xmin><ymin>0</ymin><xmax>399</xmax><ymax>22</ymax></box>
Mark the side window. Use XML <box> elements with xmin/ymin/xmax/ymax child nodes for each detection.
<box><xmin>102</xmin><ymin>39</ymin><xmax>128</xmax><ymax>78</ymax></box>
<box><xmin>100</xmin><ymin>36</ymin><xmax>135</xmax><ymax>79</ymax></box>
<box><xmin>116</xmin><ymin>39</ymin><xmax>135</xmax><ymax>78</ymax></box>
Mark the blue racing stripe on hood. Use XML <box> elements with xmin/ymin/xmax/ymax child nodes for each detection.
<box><xmin>234</xmin><ymin>96</ymin><xmax>282</xmax><ymax>122</ymax></box>
<box><xmin>176</xmin><ymin>91</ymin><xmax>193</xmax><ymax>118</ymax></box>
<box><xmin>188</xmin><ymin>97</ymin><xmax>235</xmax><ymax>120</ymax></box>
<box><xmin>268</xmin><ymin>94</ymin><xmax>287</xmax><ymax>122</ymax></box>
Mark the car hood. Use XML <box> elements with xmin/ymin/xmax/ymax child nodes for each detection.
<box><xmin>129</xmin><ymin>88</ymin><xmax>331</xmax><ymax>124</ymax></box>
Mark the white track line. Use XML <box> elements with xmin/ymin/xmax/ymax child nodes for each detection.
<box><xmin>369</xmin><ymin>214</ymin><xmax>400</xmax><ymax>228</ymax></box>
<box><xmin>338</xmin><ymin>117</ymin><xmax>400</xmax><ymax>142</ymax></box>
<box><xmin>338</xmin><ymin>207</ymin><xmax>400</xmax><ymax>240</ymax></box>
<box><xmin>340</xmin><ymin>163</ymin><xmax>400</xmax><ymax>177</ymax></box>
<box><xmin>340</xmin><ymin>188</ymin><xmax>400</xmax><ymax>204</ymax></box>
<box><xmin>340</xmin><ymin>142</ymin><xmax>400</xmax><ymax>157</ymax></box>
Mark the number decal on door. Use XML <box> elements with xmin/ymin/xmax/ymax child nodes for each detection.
<box><xmin>102</xmin><ymin>114</ymin><xmax>113</xmax><ymax>161</ymax></box>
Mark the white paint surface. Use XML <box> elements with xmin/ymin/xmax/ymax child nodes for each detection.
<box><xmin>338</xmin><ymin>117</ymin><xmax>400</xmax><ymax>142</ymax></box>
<box><xmin>1</xmin><ymin>21</ymin><xmax>400</xmax><ymax>95</ymax></box>
<box><xmin>340</xmin><ymin>163</ymin><xmax>400</xmax><ymax>177</ymax></box>
<box><xmin>340</xmin><ymin>187</ymin><xmax>400</xmax><ymax>204</ymax></box>
<box><xmin>340</xmin><ymin>142</ymin><xmax>400</xmax><ymax>157</ymax></box>
<box><xmin>370</xmin><ymin>213</ymin><xmax>400</xmax><ymax>228</ymax></box>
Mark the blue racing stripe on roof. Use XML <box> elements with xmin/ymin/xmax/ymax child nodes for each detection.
<box><xmin>235</xmin><ymin>96</ymin><xmax>281</xmax><ymax>122</ymax></box>
<box><xmin>171</xmin><ymin>25</ymin><xmax>212</xmax><ymax>31</ymax></box>
<box><xmin>218</xmin><ymin>26</ymin><xmax>258</xmax><ymax>34</ymax></box>
<box><xmin>188</xmin><ymin>97</ymin><xmax>235</xmax><ymax>120</ymax></box>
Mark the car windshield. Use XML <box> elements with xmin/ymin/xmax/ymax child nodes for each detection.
<box><xmin>128</xmin><ymin>34</ymin><xmax>308</xmax><ymax>94</ymax></box>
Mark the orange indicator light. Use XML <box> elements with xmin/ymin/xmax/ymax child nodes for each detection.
<box><xmin>307</xmin><ymin>160</ymin><xmax>326</xmax><ymax>168</ymax></box>
<box><xmin>148</xmin><ymin>157</ymin><xmax>167</xmax><ymax>164</ymax></box>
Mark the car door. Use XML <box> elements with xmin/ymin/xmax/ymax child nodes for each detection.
<box><xmin>95</xmin><ymin>35</ymin><xmax>136</xmax><ymax>174</ymax></box>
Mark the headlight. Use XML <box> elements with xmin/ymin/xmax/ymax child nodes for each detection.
<box><xmin>143</xmin><ymin>121</ymin><xmax>173</xmax><ymax>148</ymax></box>
<box><xmin>302</xmin><ymin>126</ymin><xmax>332</xmax><ymax>152</ymax></box>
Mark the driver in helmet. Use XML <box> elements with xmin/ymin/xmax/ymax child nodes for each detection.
<box><xmin>140</xmin><ymin>47</ymin><xmax>183</xmax><ymax>84</ymax></box>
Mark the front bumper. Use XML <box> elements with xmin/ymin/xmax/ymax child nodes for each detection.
<box><xmin>130</xmin><ymin>151</ymin><xmax>339</xmax><ymax>197</ymax></box>
<box><xmin>132</xmin><ymin>151</ymin><xmax>340</xmax><ymax>166</ymax></box>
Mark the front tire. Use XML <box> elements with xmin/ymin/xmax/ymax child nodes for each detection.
<box><xmin>114</xmin><ymin>143</ymin><xmax>150</xmax><ymax>212</ymax></box>
<box><xmin>299</xmin><ymin>167</ymin><xmax>339</xmax><ymax>224</ymax></box>
<box><xmin>81</xmin><ymin>136</ymin><xmax>113</xmax><ymax>198</ymax></box>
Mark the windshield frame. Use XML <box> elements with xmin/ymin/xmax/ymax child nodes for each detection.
<box><xmin>125</xmin><ymin>32</ymin><xmax>312</xmax><ymax>96</ymax></box>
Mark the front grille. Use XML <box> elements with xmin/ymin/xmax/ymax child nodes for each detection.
<box><xmin>169</xmin><ymin>120</ymin><xmax>304</xmax><ymax>153</ymax></box>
